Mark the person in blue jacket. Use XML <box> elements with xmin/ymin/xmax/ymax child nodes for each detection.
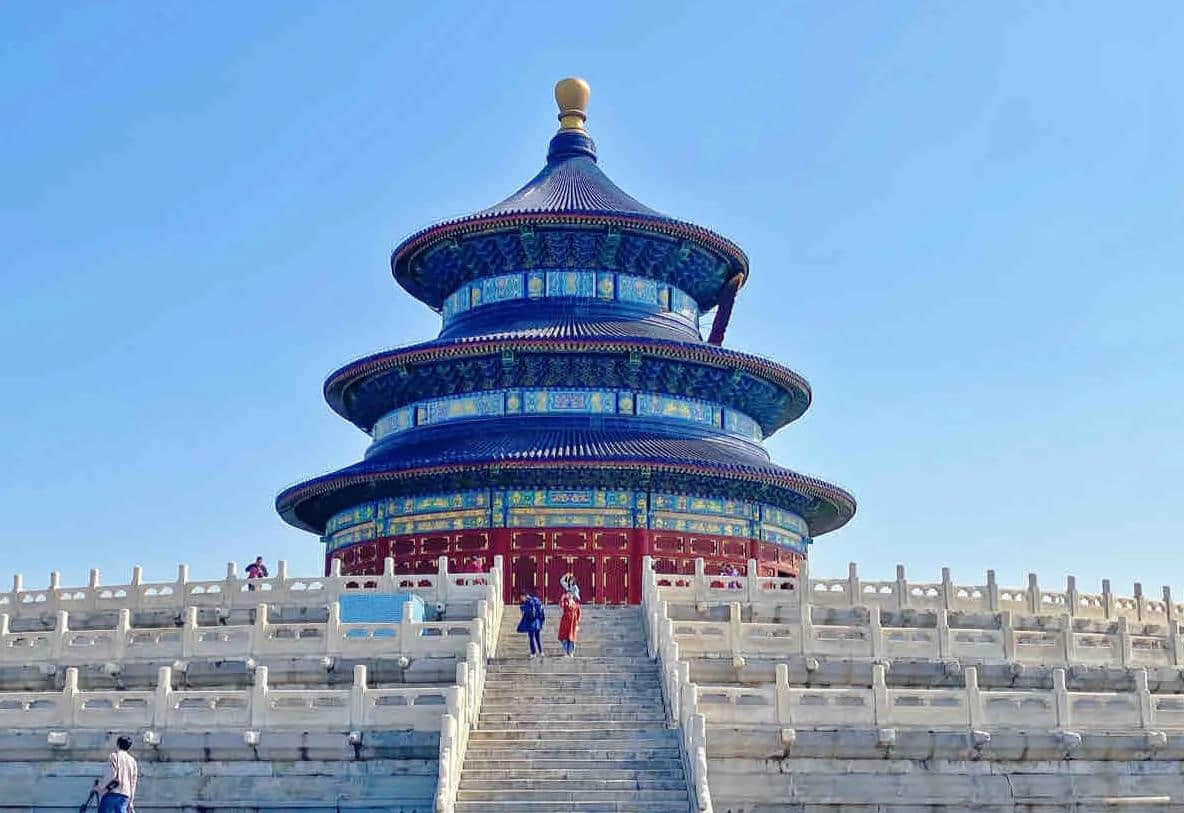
<box><xmin>517</xmin><ymin>590</ymin><xmax>545</xmax><ymax>658</ymax></box>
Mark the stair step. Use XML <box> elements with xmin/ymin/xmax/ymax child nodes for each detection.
<box><xmin>460</xmin><ymin>761</ymin><xmax>684</xmax><ymax>773</ymax></box>
<box><xmin>469</xmin><ymin>730</ymin><xmax>676</xmax><ymax>742</ymax></box>
<box><xmin>464</xmin><ymin>748</ymin><xmax>681</xmax><ymax>760</ymax></box>
<box><xmin>459</xmin><ymin>778</ymin><xmax>687</xmax><ymax>791</ymax></box>
<box><xmin>457</xmin><ymin>789</ymin><xmax>687</xmax><ymax>802</ymax></box>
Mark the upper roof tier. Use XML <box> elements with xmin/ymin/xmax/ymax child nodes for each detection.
<box><xmin>391</xmin><ymin>79</ymin><xmax>749</xmax><ymax>312</ymax></box>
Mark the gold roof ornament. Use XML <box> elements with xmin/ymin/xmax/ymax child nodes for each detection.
<box><xmin>555</xmin><ymin>77</ymin><xmax>590</xmax><ymax>132</ymax></box>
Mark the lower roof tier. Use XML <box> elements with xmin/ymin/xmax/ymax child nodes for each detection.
<box><xmin>324</xmin><ymin>335</ymin><xmax>812</xmax><ymax>438</ymax></box>
<box><xmin>275</xmin><ymin>422</ymin><xmax>855</xmax><ymax>537</ymax></box>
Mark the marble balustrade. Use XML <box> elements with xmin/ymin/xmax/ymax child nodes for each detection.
<box><xmin>655</xmin><ymin>558</ymin><xmax>1180</xmax><ymax>624</ymax></box>
<box><xmin>669</xmin><ymin>601</ymin><xmax>1181</xmax><ymax>669</ymax></box>
<box><xmin>1</xmin><ymin>556</ymin><xmax>501</xmax><ymax>619</ymax></box>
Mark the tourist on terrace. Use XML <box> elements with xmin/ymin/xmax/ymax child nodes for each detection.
<box><xmin>517</xmin><ymin>590</ymin><xmax>545</xmax><ymax>659</ymax></box>
<box><xmin>722</xmin><ymin>562</ymin><xmax>742</xmax><ymax>590</ymax></box>
<box><xmin>559</xmin><ymin>571</ymin><xmax>581</xmax><ymax>602</ymax></box>
<box><xmin>98</xmin><ymin>735</ymin><xmax>137</xmax><ymax>813</ymax></box>
<box><xmin>558</xmin><ymin>589</ymin><xmax>581</xmax><ymax>658</ymax></box>
<box><xmin>246</xmin><ymin>556</ymin><xmax>269</xmax><ymax>591</ymax></box>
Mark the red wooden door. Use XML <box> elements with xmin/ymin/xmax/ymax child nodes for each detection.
<box><xmin>602</xmin><ymin>556</ymin><xmax>629</xmax><ymax>604</ymax></box>
<box><xmin>570</xmin><ymin>556</ymin><xmax>596</xmax><ymax>604</ymax></box>
<box><xmin>545</xmin><ymin>555</ymin><xmax>570</xmax><ymax>604</ymax></box>
<box><xmin>510</xmin><ymin>554</ymin><xmax>540</xmax><ymax>601</ymax></box>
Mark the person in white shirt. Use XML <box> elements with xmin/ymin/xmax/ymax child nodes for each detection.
<box><xmin>99</xmin><ymin>736</ymin><xmax>137</xmax><ymax>813</ymax></box>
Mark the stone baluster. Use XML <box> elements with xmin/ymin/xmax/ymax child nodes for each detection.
<box><xmin>62</xmin><ymin>666</ymin><xmax>79</xmax><ymax>728</ymax></box>
<box><xmin>775</xmin><ymin>662</ymin><xmax>792</xmax><ymax>726</ymax></box>
<box><xmin>1052</xmin><ymin>668</ymin><xmax>1069</xmax><ymax>729</ymax></box>
<box><xmin>48</xmin><ymin>571</ymin><xmax>61</xmax><ymax>614</ymax></box>
<box><xmin>465</xmin><ymin>641</ymin><xmax>481</xmax><ymax>719</ymax></box>
<box><xmin>350</xmin><ymin>664</ymin><xmax>368</xmax><ymax>727</ymax></box>
<box><xmin>1027</xmin><ymin>573</ymin><xmax>1040</xmax><ymax>614</ymax></box>
<box><xmin>249</xmin><ymin>665</ymin><xmax>269</xmax><ymax>729</ymax></box>
<box><xmin>986</xmin><ymin>569</ymin><xmax>998</xmax><ymax>612</ymax></box>
<box><xmin>940</xmin><ymin>567</ymin><xmax>953</xmax><ymax>610</ymax></box>
<box><xmin>383</xmin><ymin>557</ymin><xmax>398</xmax><ymax>594</ymax></box>
<box><xmin>173</xmin><ymin>564</ymin><xmax>187</xmax><ymax>608</ymax></box>
<box><xmin>88</xmin><ymin>568</ymin><xmax>100</xmax><ymax>613</ymax></box>
<box><xmin>1102</xmin><ymin>579</ymin><xmax>1115</xmax><ymax>619</ymax></box>
<box><xmin>799</xmin><ymin>593</ymin><xmax>813</xmax><ymax>655</ymax></box>
<box><xmin>937</xmin><ymin>609</ymin><xmax>951</xmax><ymax>660</ymax></box>
<box><xmin>868</xmin><ymin>605</ymin><xmax>883</xmax><ymax>660</ymax></box>
<box><xmin>274</xmin><ymin>559</ymin><xmax>289</xmax><ymax>602</ymax></box>
<box><xmin>153</xmin><ymin>665</ymin><xmax>173</xmax><ymax>729</ymax></box>
<box><xmin>326</xmin><ymin>602</ymin><xmax>342</xmax><ymax>656</ymax></box>
<box><xmin>965</xmin><ymin>666</ymin><xmax>983</xmax><ymax>729</ymax></box>
<box><xmin>871</xmin><ymin>663</ymin><xmax>888</xmax><ymax>727</ymax></box>
<box><xmin>688</xmin><ymin>713</ymin><xmax>713</xmax><ymax>813</ymax></box>
<box><xmin>435</xmin><ymin>555</ymin><xmax>449</xmax><ymax>604</ymax></box>
<box><xmin>1066</xmin><ymin>576</ymin><xmax>1079</xmax><ymax>618</ymax></box>
<box><xmin>1170</xmin><ymin>619</ymin><xmax>1183</xmax><ymax>668</ymax></box>
<box><xmin>847</xmin><ymin>562</ymin><xmax>860</xmax><ymax>607</ymax></box>
<box><xmin>224</xmin><ymin>561</ymin><xmax>239</xmax><ymax>608</ymax></box>
<box><xmin>1165</xmin><ymin>585</ymin><xmax>1177</xmax><ymax>624</ymax></box>
<box><xmin>745</xmin><ymin>557</ymin><xmax>758</xmax><ymax>604</ymax></box>
<box><xmin>492</xmin><ymin>554</ymin><xmax>504</xmax><ymax>603</ymax></box>
<box><xmin>10</xmin><ymin>573</ymin><xmax>22</xmax><ymax>607</ymax></box>
<box><xmin>677</xmin><ymin>660</ymin><xmax>693</xmax><ymax>725</ymax></box>
<box><xmin>895</xmin><ymin>564</ymin><xmax>908</xmax><ymax>609</ymax></box>
<box><xmin>728</xmin><ymin>602</ymin><xmax>744</xmax><ymax>668</ymax></box>
<box><xmin>182</xmin><ymin>606</ymin><xmax>198</xmax><ymax>658</ymax></box>
<box><xmin>399</xmin><ymin>598</ymin><xmax>418</xmax><ymax>656</ymax></box>
<box><xmin>469</xmin><ymin>617</ymin><xmax>484</xmax><ymax>661</ymax></box>
<box><xmin>254</xmin><ymin>603</ymin><xmax>269</xmax><ymax>654</ymax></box>
<box><xmin>1134</xmin><ymin>582</ymin><xmax>1145</xmax><ymax>622</ymax></box>
<box><xmin>1061</xmin><ymin>612</ymin><xmax>1076</xmax><ymax>664</ymax></box>
<box><xmin>1117</xmin><ymin>616</ymin><xmax>1132</xmax><ymax>667</ymax></box>
<box><xmin>1000</xmin><ymin>611</ymin><xmax>1016</xmax><ymax>662</ymax></box>
<box><xmin>693</xmin><ymin>558</ymin><xmax>707</xmax><ymax>606</ymax></box>
<box><xmin>1135</xmin><ymin>668</ymin><xmax>1153</xmax><ymax>729</ymax></box>
<box><xmin>0</xmin><ymin>613</ymin><xmax>7</xmax><ymax>639</ymax></box>
<box><xmin>797</xmin><ymin>556</ymin><xmax>810</xmax><ymax>619</ymax></box>
<box><xmin>52</xmin><ymin>610</ymin><xmax>68</xmax><ymax>661</ymax></box>
<box><xmin>113</xmin><ymin>609</ymin><xmax>131</xmax><ymax>662</ymax></box>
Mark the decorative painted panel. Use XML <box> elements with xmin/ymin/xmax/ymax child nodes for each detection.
<box><xmin>762</xmin><ymin>526</ymin><xmax>807</xmax><ymax>554</ymax></box>
<box><xmin>507</xmin><ymin>510</ymin><xmax>632</xmax><ymax>528</ymax></box>
<box><xmin>439</xmin><ymin>270</ymin><xmax>698</xmax><ymax>326</ymax></box>
<box><xmin>650</xmin><ymin>493</ymin><xmax>757</xmax><ymax>519</ymax></box>
<box><xmin>616</xmin><ymin>274</ymin><xmax>659</xmax><ymax>307</ymax></box>
<box><xmin>415</xmin><ymin>392</ymin><xmax>505</xmax><ymax>426</ymax></box>
<box><xmin>635</xmin><ymin>393</ymin><xmax>720</xmax><ymax>428</ymax></box>
<box><xmin>326</xmin><ymin>503</ymin><xmax>376</xmax><ymax>534</ymax></box>
<box><xmin>481</xmin><ymin>273</ymin><xmax>524</xmax><ymax>305</ymax></box>
<box><xmin>669</xmin><ymin>286</ymin><xmax>699</xmax><ymax>321</ymax></box>
<box><xmin>545</xmin><ymin>270</ymin><xmax>595</xmax><ymax>298</ymax></box>
<box><xmin>328</xmin><ymin>523</ymin><xmax>376</xmax><ymax>552</ymax></box>
<box><xmin>505</xmin><ymin>488</ymin><xmax>632</xmax><ymax>508</ymax></box>
<box><xmin>761</xmin><ymin>505</ymin><xmax>808</xmax><ymax>535</ymax></box>
<box><xmin>723</xmin><ymin>408</ymin><xmax>762</xmax><ymax>441</ymax></box>
<box><xmin>521</xmin><ymin>389</ymin><xmax>616</xmax><ymax>414</ymax></box>
<box><xmin>650</xmin><ymin>513</ymin><xmax>751</xmax><ymax>537</ymax></box>
<box><xmin>372</xmin><ymin>406</ymin><xmax>414</xmax><ymax>441</ymax></box>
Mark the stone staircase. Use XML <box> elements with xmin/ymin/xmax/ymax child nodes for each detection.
<box><xmin>455</xmin><ymin>604</ymin><xmax>691</xmax><ymax>812</ymax></box>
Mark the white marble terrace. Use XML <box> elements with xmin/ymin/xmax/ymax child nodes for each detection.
<box><xmin>0</xmin><ymin>556</ymin><xmax>505</xmax><ymax>813</ymax></box>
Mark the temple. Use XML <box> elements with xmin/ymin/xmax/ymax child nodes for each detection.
<box><xmin>276</xmin><ymin>78</ymin><xmax>855</xmax><ymax>603</ymax></box>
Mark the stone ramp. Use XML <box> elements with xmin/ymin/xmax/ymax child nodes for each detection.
<box><xmin>454</xmin><ymin>605</ymin><xmax>690</xmax><ymax>812</ymax></box>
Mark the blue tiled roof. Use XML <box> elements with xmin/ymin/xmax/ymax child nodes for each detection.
<box><xmin>478</xmin><ymin>133</ymin><xmax>661</xmax><ymax>218</ymax></box>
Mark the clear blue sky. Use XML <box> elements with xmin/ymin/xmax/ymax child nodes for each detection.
<box><xmin>2</xmin><ymin>2</ymin><xmax>1181</xmax><ymax>596</ymax></box>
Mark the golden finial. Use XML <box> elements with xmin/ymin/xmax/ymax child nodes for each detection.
<box><xmin>554</xmin><ymin>77</ymin><xmax>590</xmax><ymax>132</ymax></box>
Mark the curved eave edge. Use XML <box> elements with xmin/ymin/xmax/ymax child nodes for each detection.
<box><xmin>390</xmin><ymin>211</ymin><xmax>749</xmax><ymax>309</ymax></box>
<box><xmin>275</xmin><ymin>459</ymin><xmax>856</xmax><ymax>537</ymax></box>
<box><xmin>322</xmin><ymin>337</ymin><xmax>813</xmax><ymax>431</ymax></box>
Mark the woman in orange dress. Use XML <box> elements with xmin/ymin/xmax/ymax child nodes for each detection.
<box><xmin>558</xmin><ymin>590</ymin><xmax>581</xmax><ymax>657</ymax></box>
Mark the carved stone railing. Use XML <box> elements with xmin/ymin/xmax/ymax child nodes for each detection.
<box><xmin>671</xmin><ymin>601</ymin><xmax>1183</xmax><ymax>670</ymax></box>
<box><xmin>655</xmin><ymin>559</ymin><xmax>1182</xmax><ymax>625</ymax></box>
<box><xmin>0</xmin><ymin>661</ymin><xmax>458</xmax><ymax>734</ymax></box>
<box><xmin>0</xmin><ymin>599</ymin><xmax>495</xmax><ymax>666</ymax></box>
<box><xmin>695</xmin><ymin>664</ymin><xmax>1181</xmax><ymax>737</ymax></box>
<box><xmin>0</xmin><ymin>556</ymin><xmax>504</xmax><ymax>619</ymax></box>
<box><xmin>642</xmin><ymin>556</ymin><xmax>712</xmax><ymax>813</ymax></box>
